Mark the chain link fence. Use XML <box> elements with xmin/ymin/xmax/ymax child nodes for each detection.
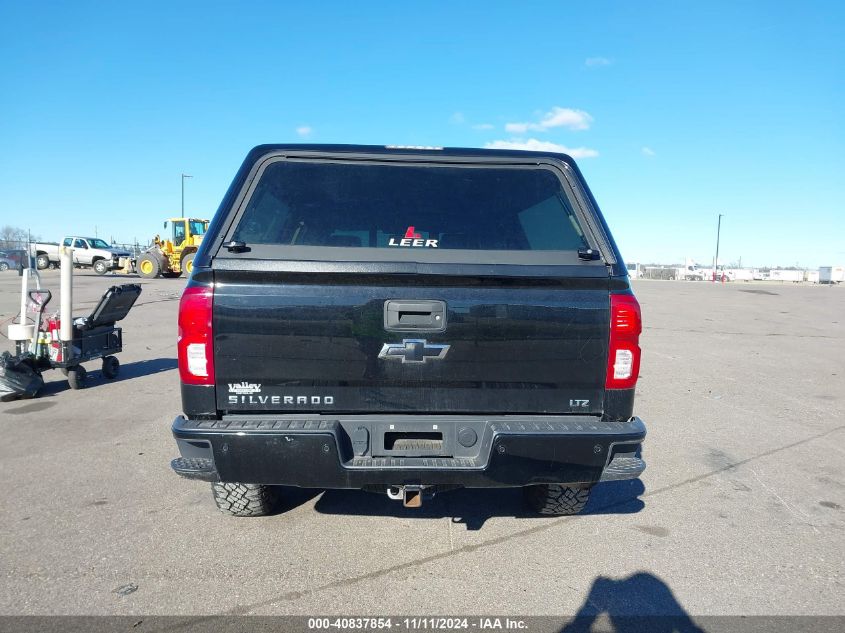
<box><xmin>1</xmin><ymin>238</ymin><xmax>151</xmax><ymax>272</ymax></box>
<box><xmin>640</xmin><ymin>266</ymin><xmax>681</xmax><ymax>280</ymax></box>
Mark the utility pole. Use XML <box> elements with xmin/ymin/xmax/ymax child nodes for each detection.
<box><xmin>713</xmin><ymin>213</ymin><xmax>724</xmax><ymax>282</ymax></box>
<box><xmin>181</xmin><ymin>173</ymin><xmax>193</xmax><ymax>217</ymax></box>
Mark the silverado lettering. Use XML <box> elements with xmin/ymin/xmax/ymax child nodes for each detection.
<box><xmin>227</xmin><ymin>395</ymin><xmax>335</xmax><ymax>405</ymax></box>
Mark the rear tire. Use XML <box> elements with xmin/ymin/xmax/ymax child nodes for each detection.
<box><xmin>524</xmin><ymin>484</ymin><xmax>591</xmax><ymax>515</ymax></box>
<box><xmin>0</xmin><ymin>262</ymin><xmax>8</xmax><ymax>271</ymax></box>
<box><xmin>137</xmin><ymin>254</ymin><xmax>160</xmax><ymax>279</ymax></box>
<box><xmin>36</xmin><ymin>254</ymin><xmax>50</xmax><ymax>270</ymax></box>
<box><xmin>101</xmin><ymin>356</ymin><xmax>119</xmax><ymax>379</ymax></box>
<box><xmin>67</xmin><ymin>365</ymin><xmax>87</xmax><ymax>390</ymax></box>
<box><xmin>211</xmin><ymin>482</ymin><xmax>281</xmax><ymax>517</ymax></box>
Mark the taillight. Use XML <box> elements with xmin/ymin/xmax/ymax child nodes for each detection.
<box><xmin>606</xmin><ymin>293</ymin><xmax>641</xmax><ymax>390</ymax></box>
<box><xmin>178</xmin><ymin>284</ymin><xmax>214</xmax><ymax>385</ymax></box>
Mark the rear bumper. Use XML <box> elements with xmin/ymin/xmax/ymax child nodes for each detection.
<box><xmin>171</xmin><ymin>414</ymin><xmax>646</xmax><ymax>489</ymax></box>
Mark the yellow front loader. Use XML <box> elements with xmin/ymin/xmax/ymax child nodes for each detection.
<box><xmin>137</xmin><ymin>218</ymin><xmax>209</xmax><ymax>278</ymax></box>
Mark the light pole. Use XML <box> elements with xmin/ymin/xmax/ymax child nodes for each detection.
<box><xmin>714</xmin><ymin>213</ymin><xmax>724</xmax><ymax>282</ymax></box>
<box><xmin>181</xmin><ymin>174</ymin><xmax>192</xmax><ymax>217</ymax></box>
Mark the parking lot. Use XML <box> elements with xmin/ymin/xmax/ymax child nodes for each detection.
<box><xmin>0</xmin><ymin>270</ymin><xmax>843</xmax><ymax>617</ymax></box>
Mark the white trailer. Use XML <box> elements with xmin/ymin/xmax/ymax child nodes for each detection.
<box><xmin>725</xmin><ymin>268</ymin><xmax>754</xmax><ymax>281</ymax></box>
<box><xmin>769</xmin><ymin>269</ymin><xmax>804</xmax><ymax>283</ymax></box>
<box><xmin>805</xmin><ymin>271</ymin><xmax>820</xmax><ymax>284</ymax></box>
<box><xmin>819</xmin><ymin>266</ymin><xmax>845</xmax><ymax>284</ymax></box>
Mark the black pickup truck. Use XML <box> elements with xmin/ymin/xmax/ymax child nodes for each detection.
<box><xmin>170</xmin><ymin>144</ymin><xmax>646</xmax><ymax>516</ymax></box>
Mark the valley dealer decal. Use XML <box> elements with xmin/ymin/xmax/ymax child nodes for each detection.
<box><xmin>388</xmin><ymin>226</ymin><xmax>438</xmax><ymax>248</ymax></box>
<box><xmin>228</xmin><ymin>382</ymin><xmax>334</xmax><ymax>406</ymax></box>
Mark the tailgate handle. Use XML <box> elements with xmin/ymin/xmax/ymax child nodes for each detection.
<box><xmin>384</xmin><ymin>300</ymin><xmax>446</xmax><ymax>331</ymax></box>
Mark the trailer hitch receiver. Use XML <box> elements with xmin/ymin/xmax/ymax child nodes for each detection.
<box><xmin>386</xmin><ymin>485</ymin><xmax>426</xmax><ymax>508</ymax></box>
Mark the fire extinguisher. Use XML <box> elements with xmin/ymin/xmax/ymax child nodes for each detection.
<box><xmin>47</xmin><ymin>315</ymin><xmax>62</xmax><ymax>362</ymax></box>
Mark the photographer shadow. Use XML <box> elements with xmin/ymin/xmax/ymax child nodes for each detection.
<box><xmin>561</xmin><ymin>573</ymin><xmax>705</xmax><ymax>633</ymax></box>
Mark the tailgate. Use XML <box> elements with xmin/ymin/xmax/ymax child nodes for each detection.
<box><xmin>213</xmin><ymin>270</ymin><xmax>609</xmax><ymax>415</ymax></box>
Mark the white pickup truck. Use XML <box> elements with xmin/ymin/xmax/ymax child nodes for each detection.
<box><xmin>31</xmin><ymin>237</ymin><xmax>132</xmax><ymax>275</ymax></box>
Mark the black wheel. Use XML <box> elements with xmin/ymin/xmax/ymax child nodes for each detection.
<box><xmin>93</xmin><ymin>259</ymin><xmax>109</xmax><ymax>275</ymax></box>
<box><xmin>524</xmin><ymin>484</ymin><xmax>591</xmax><ymax>516</ymax></box>
<box><xmin>137</xmin><ymin>254</ymin><xmax>160</xmax><ymax>279</ymax></box>
<box><xmin>0</xmin><ymin>262</ymin><xmax>8</xmax><ymax>271</ymax></box>
<box><xmin>102</xmin><ymin>356</ymin><xmax>119</xmax><ymax>379</ymax></box>
<box><xmin>211</xmin><ymin>483</ymin><xmax>281</xmax><ymax>517</ymax></box>
<box><xmin>67</xmin><ymin>365</ymin><xmax>88</xmax><ymax>390</ymax></box>
<box><xmin>181</xmin><ymin>252</ymin><xmax>196</xmax><ymax>277</ymax></box>
<box><xmin>36</xmin><ymin>254</ymin><xmax>50</xmax><ymax>270</ymax></box>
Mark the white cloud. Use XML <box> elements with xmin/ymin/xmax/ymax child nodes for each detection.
<box><xmin>485</xmin><ymin>138</ymin><xmax>599</xmax><ymax>158</ymax></box>
<box><xmin>505</xmin><ymin>107</ymin><xmax>593</xmax><ymax>133</ymax></box>
<box><xmin>641</xmin><ymin>146</ymin><xmax>656</xmax><ymax>157</ymax></box>
<box><xmin>504</xmin><ymin>123</ymin><xmax>529</xmax><ymax>133</ymax></box>
<box><xmin>296</xmin><ymin>125</ymin><xmax>312</xmax><ymax>137</ymax></box>
<box><xmin>449</xmin><ymin>112</ymin><xmax>465</xmax><ymax>125</ymax></box>
<box><xmin>585</xmin><ymin>57</ymin><xmax>612</xmax><ymax>68</ymax></box>
<box><xmin>472</xmin><ymin>123</ymin><xmax>494</xmax><ymax>130</ymax></box>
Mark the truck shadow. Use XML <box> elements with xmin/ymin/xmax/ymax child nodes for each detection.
<box><xmin>311</xmin><ymin>479</ymin><xmax>645</xmax><ymax>530</ymax></box>
<box><xmin>559</xmin><ymin>572</ymin><xmax>705</xmax><ymax>633</ymax></box>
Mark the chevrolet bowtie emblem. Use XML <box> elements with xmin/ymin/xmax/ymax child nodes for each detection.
<box><xmin>379</xmin><ymin>339</ymin><xmax>450</xmax><ymax>364</ymax></box>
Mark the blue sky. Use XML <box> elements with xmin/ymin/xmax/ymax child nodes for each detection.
<box><xmin>1</xmin><ymin>1</ymin><xmax>842</xmax><ymax>268</ymax></box>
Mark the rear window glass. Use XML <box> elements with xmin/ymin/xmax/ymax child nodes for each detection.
<box><xmin>232</xmin><ymin>161</ymin><xmax>588</xmax><ymax>251</ymax></box>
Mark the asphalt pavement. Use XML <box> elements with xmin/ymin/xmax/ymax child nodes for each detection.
<box><xmin>0</xmin><ymin>269</ymin><xmax>842</xmax><ymax>617</ymax></box>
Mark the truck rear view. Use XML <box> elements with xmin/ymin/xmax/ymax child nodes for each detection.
<box><xmin>170</xmin><ymin>145</ymin><xmax>646</xmax><ymax>516</ymax></box>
